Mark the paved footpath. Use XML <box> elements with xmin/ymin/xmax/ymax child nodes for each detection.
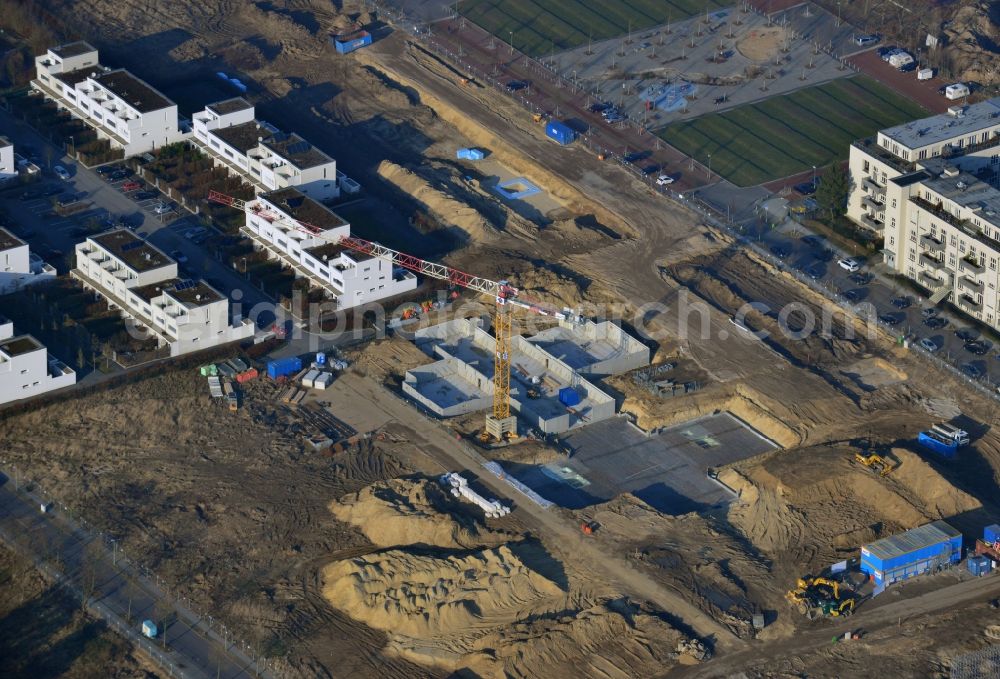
<box><xmin>0</xmin><ymin>472</ymin><xmax>270</xmax><ymax>679</ymax></box>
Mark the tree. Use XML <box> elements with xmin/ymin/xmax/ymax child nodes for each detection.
<box><xmin>816</xmin><ymin>163</ymin><xmax>851</xmax><ymax>221</ymax></box>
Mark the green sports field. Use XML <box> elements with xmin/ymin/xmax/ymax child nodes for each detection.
<box><xmin>659</xmin><ymin>76</ymin><xmax>928</xmax><ymax>187</ymax></box>
<box><xmin>459</xmin><ymin>0</ymin><xmax>730</xmax><ymax>57</ymax></box>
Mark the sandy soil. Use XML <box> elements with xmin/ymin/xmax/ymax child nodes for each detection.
<box><xmin>736</xmin><ymin>26</ymin><xmax>788</xmax><ymax>62</ymax></box>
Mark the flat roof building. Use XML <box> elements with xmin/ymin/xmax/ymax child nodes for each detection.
<box><xmin>242</xmin><ymin>188</ymin><xmax>416</xmax><ymax>308</ymax></box>
<box><xmin>0</xmin><ymin>318</ymin><xmax>75</xmax><ymax>406</ymax></box>
<box><xmin>0</xmin><ymin>227</ymin><xmax>57</xmax><ymax>293</ymax></box>
<box><xmin>32</xmin><ymin>43</ymin><xmax>183</xmax><ymax>156</ymax></box>
<box><xmin>0</xmin><ymin>136</ymin><xmax>14</xmax><ymax>181</ymax></box>
<box><xmin>192</xmin><ymin>99</ymin><xmax>357</xmax><ymax>202</ymax></box>
<box><xmin>72</xmin><ymin>229</ymin><xmax>253</xmax><ymax>356</ymax></box>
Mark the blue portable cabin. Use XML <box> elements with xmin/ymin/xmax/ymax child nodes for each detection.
<box><xmin>968</xmin><ymin>555</ymin><xmax>993</xmax><ymax>576</ymax></box>
<box><xmin>545</xmin><ymin>120</ymin><xmax>576</xmax><ymax>145</ymax></box>
<box><xmin>334</xmin><ymin>30</ymin><xmax>372</xmax><ymax>55</ymax></box>
<box><xmin>917</xmin><ymin>430</ymin><xmax>958</xmax><ymax>458</ymax></box>
<box><xmin>267</xmin><ymin>356</ymin><xmax>302</xmax><ymax>380</ymax></box>
<box><xmin>456</xmin><ymin>148</ymin><xmax>485</xmax><ymax>160</ymax></box>
<box><xmin>985</xmin><ymin>524</ymin><xmax>1000</xmax><ymax>544</ymax></box>
<box><xmin>860</xmin><ymin>520</ymin><xmax>962</xmax><ymax>586</ymax></box>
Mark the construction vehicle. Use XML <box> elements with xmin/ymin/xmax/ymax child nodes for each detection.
<box><xmin>853</xmin><ymin>452</ymin><xmax>895</xmax><ymax>477</ymax></box>
<box><xmin>581</xmin><ymin>521</ymin><xmax>598</xmax><ymax>535</ymax></box>
<box><xmin>823</xmin><ymin>598</ymin><xmax>855</xmax><ymax>617</ymax></box>
<box><xmin>209</xmin><ymin>190</ymin><xmax>581</xmax><ymax>443</ymax></box>
<box><xmin>787</xmin><ymin>577</ymin><xmax>843</xmax><ymax>616</ymax></box>
<box><xmin>526</xmin><ymin>386</ymin><xmax>541</xmax><ymax>399</ymax></box>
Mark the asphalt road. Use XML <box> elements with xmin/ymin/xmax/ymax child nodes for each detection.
<box><xmin>0</xmin><ymin>472</ymin><xmax>266</xmax><ymax>679</ymax></box>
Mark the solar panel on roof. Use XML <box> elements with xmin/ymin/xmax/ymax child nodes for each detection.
<box><xmin>174</xmin><ymin>279</ymin><xmax>197</xmax><ymax>291</ymax></box>
<box><xmin>120</xmin><ymin>240</ymin><xmax>143</xmax><ymax>252</ymax></box>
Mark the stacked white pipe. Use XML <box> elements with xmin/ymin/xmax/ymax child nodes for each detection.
<box><xmin>439</xmin><ymin>472</ymin><xmax>511</xmax><ymax>518</ymax></box>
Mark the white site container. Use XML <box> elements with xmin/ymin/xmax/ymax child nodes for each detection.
<box><xmin>888</xmin><ymin>51</ymin><xmax>913</xmax><ymax>68</ymax></box>
<box><xmin>301</xmin><ymin>369</ymin><xmax>320</xmax><ymax>389</ymax></box>
<box><xmin>945</xmin><ymin>83</ymin><xmax>970</xmax><ymax>100</ymax></box>
<box><xmin>917</xmin><ymin>68</ymin><xmax>933</xmax><ymax>80</ymax></box>
<box><xmin>314</xmin><ymin>372</ymin><xmax>333</xmax><ymax>390</ymax></box>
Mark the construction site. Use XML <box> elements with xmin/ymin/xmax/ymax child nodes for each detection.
<box><xmin>2</xmin><ymin>1</ymin><xmax>1000</xmax><ymax>678</ymax></box>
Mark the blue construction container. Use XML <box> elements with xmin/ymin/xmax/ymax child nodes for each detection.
<box><xmin>558</xmin><ymin>386</ymin><xmax>581</xmax><ymax>407</ymax></box>
<box><xmin>917</xmin><ymin>430</ymin><xmax>958</xmax><ymax>458</ymax></box>
<box><xmin>545</xmin><ymin>120</ymin><xmax>576</xmax><ymax>145</ymax></box>
<box><xmin>333</xmin><ymin>30</ymin><xmax>372</xmax><ymax>54</ymax></box>
<box><xmin>316</xmin><ymin>352</ymin><xmax>327</xmax><ymax>366</ymax></box>
<box><xmin>968</xmin><ymin>555</ymin><xmax>993</xmax><ymax>576</ymax></box>
<box><xmin>860</xmin><ymin>520</ymin><xmax>962</xmax><ymax>586</ymax></box>
<box><xmin>985</xmin><ymin>524</ymin><xmax>1000</xmax><ymax>544</ymax></box>
<box><xmin>267</xmin><ymin>356</ymin><xmax>302</xmax><ymax>379</ymax></box>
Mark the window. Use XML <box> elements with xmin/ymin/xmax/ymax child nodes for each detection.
<box><xmin>863</xmin><ymin>160</ymin><xmax>870</xmax><ymax>172</ymax></box>
<box><xmin>909</xmin><ymin>252</ymin><xmax>916</xmax><ymax>262</ymax></box>
<box><xmin>919</xmin><ymin>149</ymin><xmax>927</xmax><ymax>160</ymax></box>
<box><xmin>891</xmin><ymin>218</ymin><xmax>896</xmax><ymax>227</ymax></box>
<box><xmin>889</xmin><ymin>236</ymin><xmax>895</xmax><ymax>246</ymax></box>
<box><xmin>991</xmin><ymin>258</ymin><xmax>997</xmax><ymax>271</ymax></box>
<box><xmin>891</xmin><ymin>199</ymin><xmax>897</xmax><ymax>208</ymax></box>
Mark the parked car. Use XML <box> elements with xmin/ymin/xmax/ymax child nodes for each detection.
<box><xmin>955</xmin><ymin>327</ymin><xmax>979</xmax><ymax>341</ymax></box>
<box><xmin>801</xmin><ymin>235</ymin><xmax>822</xmax><ymax>248</ymax></box>
<box><xmin>838</xmin><ymin>257</ymin><xmax>860</xmax><ymax>272</ymax></box>
<box><xmin>52</xmin><ymin>165</ymin><xmax>70</xmax><ymax>180</ymax></box>
<box><xmin>891</xmin><ymin>295</ymin><xmax>913</xmax><ymax>309</ymax></box>
<box><xmin>855</xmin><ymin>34</ymin><xmax>880</xmax><ymax>47</ymax></box>
<box><xmin>108</xmin><ymin>169</ymin><xmax>131</xmax><ymax>181</ymax></box>
<box><xmin>805</xmin><ymin>263</ymin><xmax>825</xmax><ymax>279</ymax></box>
<box><xmin>505</xmin><ymin>80</ymin><xmax>527</xmax><ymax>92</ymax></box>
<box><xmin>770</xmin><ymin>243</ymin><xmax>791</xmax><ymax>259</ymax></box>
<box><xmin>121</xmin><ymin>181</ymin><xmax>143</xmax><ymax>192</ymax></box>
<box><xmin>134</xmin><ymin>191</ymin><xmax>158</xmax><ymax>200</ymax></box>
<box><xmin>96</xmin><ymin>165</ymin><xmax>120</xmax><ymax>175</ymax></box>
<box><xmin>57</xmin><ymin>193</ymin><xmax>80</xmax><ymax>207</ymax></box>
<box><xmin>850</xmin><ymin>272</ymin><xmax>873</xmax><ymax>285</ymax></box>
<box><xmin>917</xmin><ymin>337</ymin><xmax>939</xmax><ymax>352</ymax></box>
<box><xmin>921</xmin><ymin>307</ymin><xmax>939</xmax><ymax>318</ymax></box>
<box><xmin>879</xmin><ymin>313</ymin><xmax>902</xmax><ymax>326</ymax></box>
<box><xmin>640</xmin><ymin>164</ymin><xmax>659</xmax><ymax>177</ymax></box>
<box><xmin>153</xmin><ymin>203</ymin><xmax>173</xmax><ymax>215</ymax></box>
<box><xmin>962</xmin><ymin>363</ymin><xmax>984</xmax><ymax>379</ymax></box>
<box><xmin>794</xmin><ymin>180</ymin><xmax>818</xmax><ymax>195</ymax></box>
<box><xmin>656</xmin><ymin>174</ymin><xmax>675</xmax><ymax>186</ymax></box>
<box><xmin>923</xmin><ymin>316</ymin><xmax>948</xmax><ymax>329</ymax></box>
<box><xmin>965</xmin><ymin>341</ymin><xmax>990</xmax><ymax>355</ymax></box>
<box><xmin>843</xmin><ymin>289</ymin><xmax>862</xmax><ymax>302</ymax></box>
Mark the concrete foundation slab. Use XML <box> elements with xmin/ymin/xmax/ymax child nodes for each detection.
<box><xmin>504</xmin><ymin>414</ymin><xmax>777</xmax><ymax>514</ymax></box>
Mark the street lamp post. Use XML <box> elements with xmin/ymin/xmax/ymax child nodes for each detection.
<box><xmin>812</xmin><ymin>165</ymin><xmax>817</xmax><ymax>187</ymax></box>
<box><xmin>509</xmin><ymin>31</ymin><xmax>514</xmax><ymax>56</ymax></box>
<box><xmin>707</xmin><ymin>153</ymin><xmax>712</xmax><ymax>179</ymax></box>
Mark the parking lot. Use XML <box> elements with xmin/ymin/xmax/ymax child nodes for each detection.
<box><xmin>747</xmin><ymin>216</ymin><xmax>1000</xmax><ymax>387</ymax></box>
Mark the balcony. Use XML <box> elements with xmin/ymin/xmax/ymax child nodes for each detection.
<box><xmin>919</xmin><ymin>270</ymin><xmax>943</xmax><ymax>287</ymax></box>
<box><xmin>919</xmin><ymin>233</ymin><xmax>945</xmax><ymax>253</ymax></box>
<box><xmin>862</xmin><ymin>177</ymin><xmax>886</xmax><ymax>195</ymax></box>
<box><xmin>959</xmin><ymin>275</ymin><xmax>984</xmax><ymax>293</ymax></box>
<box><xmin>942</xmin><ymin>133</ymin><xmax>1000</xmax><ymax>160</ymax></box>
<box><xmin>853</xmin><ymin>137</ymin><xmax>914</xmax><ymax>174</ymax></box>
<box><xmin>920</xmin><ymin>252</ymin><xmax>945</xmax><ymax>270</ymax></box>
<box><xmin>958</xmin><ymin>293</ymin><xmax>982</xmax><ymax>313</ymax></box>
<box><xmin>861</xmin><ymin>195</ymin><xmax>884</xmax><ymax>211</ymax></box>
<box><xmin>860</xmin><ymin>214</ymin><xmax>884</xmax><ymax>232</ymax></box>
<box><xmin>960</xmin><ymin>255</ymin><xmax>985</xmax><ymax>274</ymax></box>
<box><xmin>911</xmin><ymin>196</ymin><xmax>970</xmax><ymax>231</ymax></box>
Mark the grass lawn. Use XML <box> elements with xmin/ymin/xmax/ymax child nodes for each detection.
<box><xmin>659</xmin><ymin>76</ymin><xmax>928</xmax><ymax>187</ymax></box>
<box><xmin>459</xmin><ymin>0</ymin><xmax>730</xmax><ymax>57</ymax></box>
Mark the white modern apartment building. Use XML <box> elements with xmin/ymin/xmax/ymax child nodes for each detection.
<box><xmin>0</xmin><ymin>315</ymin><xmax>75</xmax><ymax>406</ymax></box>
<box><xmin>879</xmin><ymin>158</ymin><xmax>1000</xmax><ymax>328</ymax></box>
<box><xmin>0</xmin><ymin>136</ymin><xmax>14</xmax><ymax>180</ymax></box>
<box><xmin>72</xmin><ymin>229</ymin><xmax>253</xmax><ymax>356</ymax></box>
<box><xmin>192</xmin><ymin>98</ymin><xmax>355</xmax><ymax>202</ymax></box>
<box><xmin>32</xmin><ymin>42</ymin><xmax>183</xmax><ymax>156</ymax></box>
<box><xmin>848</xmin><ymin>98</ymin><xmax>1000</xmax><ymax>234</ymax></box>
<box><xmin>244</xmin><ymin>188</ymin><xmax>417</xmax><ymax>307</ymax></box>
<box><xmin>0</xmin><ymin>227</ymin><xmax>57</xmax><ymax>293</ymax></box>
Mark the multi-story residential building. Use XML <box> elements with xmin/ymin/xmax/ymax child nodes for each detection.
<box><xmin>243</xmin><ymin>188</ymin><xmax>416</xmax><ymax>307</ymax></box>
<box><xmin>0</xmin><ymin>136</ymin><xmax>14</xmax><ymax>180</ymax></box>
<box><xmin>0</xmin><ymin>315</ymin><xmax>76</xmax><ymax>405</ymax></box>
<box><xmin>0</xmin><ymin>227</ymin><xmax>57</xmax><ymax>293</ymax></box>
<box><xmin>192</xmin><ymin>98</ymin><xmax>355</xmax><ymax>201</ymax></box>
<box><xmin>880</xmin><ymin>159</ymin><xmax>1000</xmax><ymax>327</ymax></box>
<box><xmin>32</xmin><ymin>42</ymin><xmax>183</xmax><ymax>156</ymax></box>
<box><xmin>848</xmin><ymin>98</ymin><xmax>1000</xmax><ymax>235</ymax></box>
<box><xmin>72</xmin><ymin>229</ymin><xmax>253</xmax><ymax>355</ymax></box>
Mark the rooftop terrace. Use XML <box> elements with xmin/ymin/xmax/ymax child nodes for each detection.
<box><xmin>212</xmin><ymin>121</ymin><xmax>270</xmax><ymax>153</ymax></box>
<box><xmin>92</xmin><ymin>229</ymin><xmax>172</xmax><ymax>272</ymax></box>
<box><xmin>50</xmin><ymin>42</ymin><xmax>97</xmax><ymax>59</ymax></box>
<box><xmin>95</xmin><ymin>69</ymin><xmax>173</xmax><ymax>113</ymax></box>
<box><xmin>261</xmin><ymin>188</ymin><xmax>348</xmax><ymax>232</ymax></box>
<box><xmin>207</xmin><ymin>98</ymin><xmax>252</xmax><ymax>116</ymax></box>
<box><xmin>262</xmin><ymin>133</ymin><xmax>332</xmax><ymax>169</ymax></box>
<box><xmin>167</xmin><ymin>280</ymin><xmax>223</xmax><ymax>308</ymax></box>
<box><xmin>0</xmin><ymin>227</ymin><xmax>25</xmax><ymax>251</ymax></box>
<box><xmin>0</xmin><ymin>335</ymin><xmax>42</xmax><ymax>357</ymax></box>
<box><xmin>881</xmin><ymin>98</ymin><xmax>1000</xmax><ymax>149</ymax></box>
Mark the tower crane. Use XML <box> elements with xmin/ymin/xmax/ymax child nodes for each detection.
<box><xmin>208</xmin><ymin>190</ymin><xmax>579</xmax><ymax>440</ymax></box>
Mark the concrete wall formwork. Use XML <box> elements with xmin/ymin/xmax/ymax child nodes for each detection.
<box><xmin>402</xmin><ymin>357</ymin><xmax>493</xmax><ymax>417</ymax></box>
<box><xmin>527</xmin><ymin>320</ymin><xmax>650</xmax><ymax>376</ymax></box>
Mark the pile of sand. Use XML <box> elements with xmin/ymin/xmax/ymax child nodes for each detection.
<box><xmin>378</xmin><ymin>160</ymin><xmax>501</xmax><ymax>242</ymax></box>
<box><xmin>330</xmin><ymin>478</ymin><xmax>509</xmax><ymax>549</ymax></box>
<box><xmin>323</xmin><ymin>544</ymin><xmax>564</xmax><ymax>640</ymax></box>
<box><xmin>942</xmin><ymin>2</ymin><xmax>1000</xmax><ymax>86</ymax></box>
<box><xmin>736</xmin><ymin>26</ymin><xmax>787</xmax><ymax>62</ymax></box>
<box><xmin>888</xmin><ymin>448</ymin><xmax>981</xmax><ymax>518</ymax></box>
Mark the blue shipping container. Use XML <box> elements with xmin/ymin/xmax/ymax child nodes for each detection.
<box><xmin>968</xmin><ymin>555</ymin><xmax>993</xmax><ymax>576</ymax></box>
<box><xmin>985</xmin><ymin>524</ymin><xmax>1000</xmax><ymax>544</ymax></box>
<box><xmin>334</xmin><ymin>31</ymin><xmax>372</xmax><ymax>54</ymax></box>
<box><xmin>861</xmin><ymin>520</ymin><xmax>962</xmax><ymax>586</ymax></box>
<box><xmin>545</xmin><ymin>121</ymin><xmax>576</xmax><ymax>145</ymax></box>
<box><xmin>917</xmin><ymin>430</ymin><xmax>958</xmax><ymax>458</ymax></box>
<box><xmin>558</xmin><ymin>386</ymin><xmax>581</xmax><ymax>407</ymax></box>
<box><xmin>267</xmin><ymin>356</ymin><xmax>302</xmax><ymax>379</ymax></box>
<box><xmin>456</xmin><ymin>148</ymin><xmax>485</xmax><ymax>160</ymax></box>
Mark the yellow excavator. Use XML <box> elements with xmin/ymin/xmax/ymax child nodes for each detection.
<box><xmin>787</xmin><ymin>577</ymin><xmax>844</xmax><ymax>616</ymax></box>
<box><xmin>854</xmin><ymin>452</ymin><xmax>895</xmax><ymax>477</ymax></box>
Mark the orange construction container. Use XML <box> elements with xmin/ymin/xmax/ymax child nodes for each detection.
<box><xmin>236</xmin><ymin>368</ymin><xmax>258</xmax><ymax>383</ymax></box>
